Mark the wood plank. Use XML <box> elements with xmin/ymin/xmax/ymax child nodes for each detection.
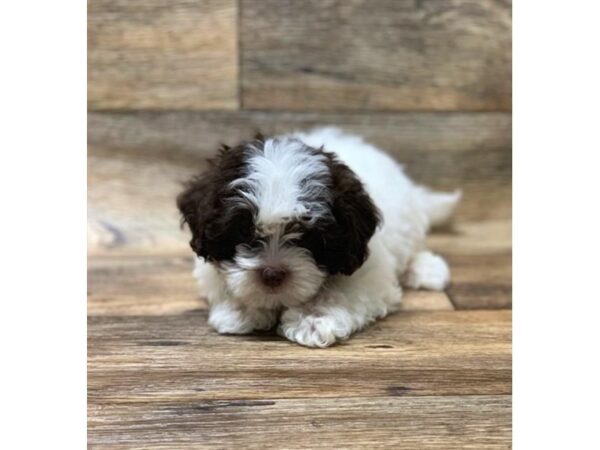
<box><xmin>88</xmin><ymin>254</ymin><xmax>453</xmax><ymax>316</ymax></box>
<box><xmin>447</xmin><ymin>252</ymin><xmax>512</xmax><ymax>309</ymax></box>
<box><xmin>87</xmin><ymin>254</ymin><xmax>199</xmax><ymax>316</ymax></box>
<box><xmin>88</xmin><ymin>395</ymin><xmax>511</xmax><ymax>449</ymax></box>
<box><xmin>88</xmin><ymin>110</ymin><xmax>511</xmax><ymax>253</ymax></box>
<box><xmin>88</xmin><ymin>0</ymin><xmax>238</xmax><ymax>110</ymax></box>
<box><xmin>88</xmin><ymin>310</ymin><xmax>511</xmax><ymax>402</ymax></box>
<box><xmin>428</xmin><ymin>220</ymin><xmax>512</xmax><ymax>309</ymax></box>
<box><xmin>428</xmin><ymin>219</ymin><xmax>512</xmax><ymax>256</ymax></box>
<box><xmin>241</xmin><ymin>0</ymin><xmax>511</xmax><ymax>111</ymax></box>
<box><xmin>400</xmin><ymin>290</ymin><xmax>453</xmax><ymax>311</ymax></box>
<box><xmin>88</xmin><ymin>110</ymin><xmax>512</xmax><ymax>185</ymax></box>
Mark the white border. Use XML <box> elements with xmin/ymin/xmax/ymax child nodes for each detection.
<box><xmin>515</xmin><ymin>1</ymin><xmax>600</xmax><ymax>448</ymax></box>
<box><xmin>1</xmin><ymin>0</ymin><xmax>600</xmax><ymax>448</ymax></box>
<box><xmin>0</xmin><ymin>1</ymin><xmax>86</xmax><ymax>448</ymax></box>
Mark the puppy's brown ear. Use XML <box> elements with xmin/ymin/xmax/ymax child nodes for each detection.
<box><xmin>320</xmin><ymin>158</ymin><xmax>381</xmax><ymax>275</ymax></box>
<box><xmin>176</xmin><ymin>143</ymin><xmax>251</xmax><ymax>260</ymax></box>
<box><xmin>176</xmin><ymin>175</ymin><xmax>214</xmax><ymax>257</ymax></box>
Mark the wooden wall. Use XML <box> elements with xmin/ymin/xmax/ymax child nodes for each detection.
<box><xmin>88</xmin><ymin>0</ymin><xmax>512</xmax><ymax>254</ymax></box>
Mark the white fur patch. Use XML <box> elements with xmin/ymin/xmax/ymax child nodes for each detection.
<box><xmin>208</xmin><ymin>301</ymin><xmax>278</xmax><ymax>334</ymax></box>
<box><xmin>223</xmin><ymin>240</ymin><xmax>326</xmax><ymax>309</ymax></box>
<box><xmin>231</xmin><ymin>137</ymin><xmax>331</xmax><ymax>226</ymax></box>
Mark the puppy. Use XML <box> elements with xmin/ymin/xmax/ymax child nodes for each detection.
<box><xmin>177</xmin><ymin>128</ymin><xmax>460</xmax><ymax>347</ymax></box>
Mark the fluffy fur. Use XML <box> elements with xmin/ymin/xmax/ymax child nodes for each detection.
<box><xmin>177</xmin><ymin>128</ymin><xmax>460</xmax><ymax>347</ymax></box>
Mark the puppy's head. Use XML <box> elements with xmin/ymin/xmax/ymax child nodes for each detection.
<box><xmin>177</xmin><ymin>135</ymin><xmax>380</xmax><ymax>307</ymax></box>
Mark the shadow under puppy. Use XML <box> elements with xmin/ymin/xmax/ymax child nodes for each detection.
<box><xmin>177</xmin><ymin>128</ymin><xmax>460</xmax><ymax>347</ymax></box>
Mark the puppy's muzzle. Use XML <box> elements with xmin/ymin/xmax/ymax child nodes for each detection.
<box><xmin>260</xmin><ymin>266</ymin><xmax>288</xmax><ymax>288</ymax></box>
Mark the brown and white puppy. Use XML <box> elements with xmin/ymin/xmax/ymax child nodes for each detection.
<box><xmin>178</xmin><ymin>128</ymin><xmax>460</xmax><ymax>347</ymax></box>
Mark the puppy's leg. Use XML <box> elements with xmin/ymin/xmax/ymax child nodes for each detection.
<box><xmin>278</xmin><ymin>244</ymin><xmax>401</xmax><ymax>348</ymax></box>
<box><xmin>402</xmin><ymin>250</ymin><xmax>450</xmax><ymax>291</ymax></box>
<box><xmin>209</xmin><ymin>301</ymin><xmax>278</xmax><ymax>334</ymax></box>
<box><xmin>194</xmin><ymin>258</ymin><xmax>278</xmax><ymax>334</ymax></box>
<box><xmin>278</xmin><ymin>282</ymin><xmax>401</xmax><ymax>348</ymax></box>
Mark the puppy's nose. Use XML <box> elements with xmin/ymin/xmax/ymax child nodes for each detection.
<box><xmin>261</xmin><ymin>266</ymin><xmax>287</xmax><ymax>288</ymax></box>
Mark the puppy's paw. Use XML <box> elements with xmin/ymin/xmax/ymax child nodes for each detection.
<box><xmin>278</xmin><ymin>309</ymin><xmax>348</xmax><ymax>348</ymax></box>
<box><xmin>209</xmin><ymin>304</ymin><xmax>277</xmax><ymax>334</ymax></box>
<box><xmin>209</xmin><ymin>306</ymin><xmax>252</xmax><ymax>334</ymax></box>
<box><xmin>403</xmin><ymin>251</ymin><xmax>450</xmax><ymax>291</ymax></box>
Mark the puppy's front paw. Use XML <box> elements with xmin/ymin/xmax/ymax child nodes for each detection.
<box><xmin>209</xmin><ymin>304</ymin><xmax>277</xmax><ymax>335</ymax></box>
<box><xmin>209</xmin><ymin>306</ymin><xmax>251</xmax><ymax>334</ymax></box>
<box><xmin>278</xmin><ymin>309</ymin><xmax>348</xmax><ymax>348</ymax></box>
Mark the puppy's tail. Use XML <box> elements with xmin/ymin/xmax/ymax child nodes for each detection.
<box><xmin>415</xmin><ymin>186</ymin><xmax>462</xmax><ymax>227</ymax></box>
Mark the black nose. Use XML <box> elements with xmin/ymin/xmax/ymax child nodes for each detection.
<box><xmin>261</xmin><ymin>266</ymin><xmax>287</xmax><ymax>288</ymax></box>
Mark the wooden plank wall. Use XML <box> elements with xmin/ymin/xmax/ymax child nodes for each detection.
<box><xmin>241</xmin><ymin>0</ymin><xmax>512</xmax><ymax>111</ymax></box>
<box><xmin>88</xmin><ymin>0</ymin><xmax>239</xmax><ymax>109</ymax></box>
<box><xmin>88</xmin><ymin>0</ymin><xmax>512</xmax><ymax>264</ymax></box>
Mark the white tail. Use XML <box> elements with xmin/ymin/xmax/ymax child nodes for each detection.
<box><xmin>415</xmin><ymin>187</ymin><xmax>462</xmax><ymax>227</ymax></box>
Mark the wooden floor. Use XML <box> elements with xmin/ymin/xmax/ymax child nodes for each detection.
<box><xmin>88</xmin><ymin>219</ymin><xmax>512</xmax><ymax>449</ymax></box>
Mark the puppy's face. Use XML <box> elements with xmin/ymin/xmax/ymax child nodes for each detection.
<box><xmin>177</xmin><ymin>135</ymin><xmax>380</xmax><ymax>307</ymax></box>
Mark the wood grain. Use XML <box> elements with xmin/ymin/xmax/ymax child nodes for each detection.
<box><xmin>241</xmin><ymin>0</ymin><xmax>512</xmax><ymax>111</ymax></box>
<box><xmin>428</xmin><ymin>219</ymin><xmax>512</xmax><ymax>256</ymax></box>
<box><xmin>88</xmin><ymin>110</ymin><xmax>511</xmax><ymax>253</ymax></box>
<box><xmin>88</xmin><ymin>308</ymin><xmax>511</xmax><ymax>447</ymax></box>
<box><xmin>88</xmin><ymin>395</ymin><xmax>511</xmax><ymax>449</ymax></box>
<box><xmin>88</xmin><ymin>0</ymin><xmax>238</xmax><ymax>110</ymax></box>
<box><xmin>88</xmin><ymin>254</ymin><xmax>199</xmax><ymax>316</ymax></box>
<box><xmin>88</xmin><ymin>110</ymin><xmax>512</xmax><ymax>184</ymax></box>
<box><xmin>88</xmin><ymin>310</ymin><xmax>511</xmax><ymax>402</ymax></box>
<box><xmin>426</xmin><ymin>220</ymin><xmax>512</xmax><ymax>309</ymax></box>
<box><xmin>447</xmin><ymin>252</ymin><xmax>512</xmax><ymax>309</ymax></box>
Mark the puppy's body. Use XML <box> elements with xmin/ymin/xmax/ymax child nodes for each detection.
<box><xmin>178</xmin><ymin>128</ymin><xmax>460</xmax><ymax>347</ymax></box>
